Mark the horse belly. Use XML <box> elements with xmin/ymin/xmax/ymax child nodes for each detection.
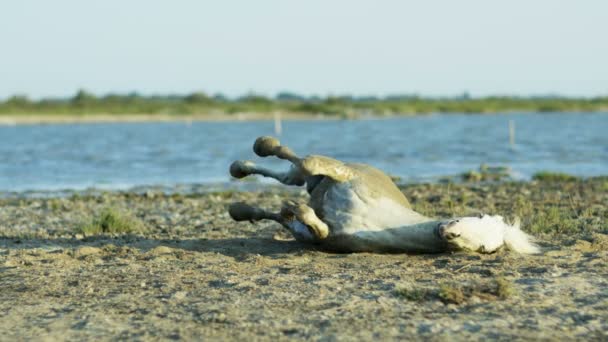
<box><xmin>321</xmin><ymin>182</ymin><xmax>422</xmax><ymax>235</ymax></box>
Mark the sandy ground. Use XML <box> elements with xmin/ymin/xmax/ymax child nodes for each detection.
<box><xmin>1</xmin><ymin>181</ymin><xmax>607</xmax><ymax>340</ymax></box>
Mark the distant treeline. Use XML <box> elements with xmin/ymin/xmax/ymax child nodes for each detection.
<box><xmin>1</xmin><ymin>90</ymin><xmax>607</xmax><ymax>116</ymax></box>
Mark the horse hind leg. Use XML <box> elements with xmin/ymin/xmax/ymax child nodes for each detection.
<box><xmin>228</xmin><ymin>136</ymin><xmax>308</xmax><ymax>186</ymax></box>
<box><xmin>228</xmin><ymin>201</ymin><xmax>329</xmax><ymax>242</ymax></box>
<box><xmin>280</xmin><ymin>201</ymin><xmax>329</xmax><ymax>241</ymax></box>
<box><xmin>229</xmin><ymin>160</ymin><xmax>305</xmax><ymax>186</ymax></box>
<box><xmin>228</xmin><ymin>202</ymin><xmax>284</xmax><ymax>223</ymax></box>
<box><xmin>253</xmin><ymin>136</ymin><xmax>300</xmax><ymax>163</ymax></box>
<box><xmin>253</xmin><ymin>136</ymin><xmax>355</xmax><ymax>182</ymax></box>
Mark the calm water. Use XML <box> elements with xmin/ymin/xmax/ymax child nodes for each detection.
<box><xmin>1</xmin><ymin>113</ymin><xmax>607</xmax><ymax>193</ymax></box>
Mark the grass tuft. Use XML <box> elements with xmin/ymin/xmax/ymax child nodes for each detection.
<box><xmin>494</xmin><ymin>277</ymin><xmax>516</xmax><ymax>299</ymax></box>
<box><xmin>397</xmin><ymin>278</ymin><xmax>517</xmax><ymax>305</ymax></box>
<box><xmin>462</xmin><ymin>164</ymin><xmax>512</xmax><ymax>182</ymax></box>
<box><xmin>78</xmin><ymin>207</ymin><xmax>144</xmax><ymax>235</ymax></box>
<box><xmin>529</xmin><ymin>206</ymin><xmax>579</xmax><ymax>235</ymax></box>
<box><xmin>394</xmin><ymin>285</ymin><xmax>429</xmax><ymax>301</ymax></box>
<box><xmin>532</xmin><ymin>171</ymin><xmax>579</xmax><ymax>182</ymax></box>
<box><xmin>438</xmin><ymin>284</ymin><xmax>466</xmax><ymax>304</ymax></box>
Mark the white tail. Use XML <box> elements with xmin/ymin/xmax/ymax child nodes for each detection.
<box><xmin>503</xmin><ymin>218</ymin><xmax>540</xmax><ymax>254</ymax></box>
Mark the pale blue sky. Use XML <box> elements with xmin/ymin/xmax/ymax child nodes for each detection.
<box><xmin>1</xmin><ymin>0</ymin><xmax>607</xmax><ymax>99</ymax></box>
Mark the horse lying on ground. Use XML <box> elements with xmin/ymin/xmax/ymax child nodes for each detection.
<box><xmin>228</xmin><ymin>136</ymin><xmax>539</xmax><ymax>254</ymax></box>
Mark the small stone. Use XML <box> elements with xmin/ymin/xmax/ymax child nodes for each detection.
<box><xmin>148</xmin><ymin>246</ymin><xmax>173</xmax><ymax>256</ymax></box>
<box><xmin>74</xmin><ymin>246</ymin><xmax>101</xmax><ymax>258</ymax></box>
<box><xmin>173</xmin><ymin>291</ymin><xmax>187</xmax><ymax>300</ymax></box>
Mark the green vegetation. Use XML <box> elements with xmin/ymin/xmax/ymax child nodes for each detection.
<box><xmin>394</xmin><ymin>285</ymin><xmax>429</xmax><ymax>301</ymax></box>
<box><xmin>395</xmin><ymin>277</ymin><xmax>515</xmax><ymax>304</ymax></box>
<box><xmin>438</xmin><ymin>284</ymin><xmax>467</xmax><ymax>304</ymax></box>
<box><xmin>462</xmin><ymin>164</ymin><xmax>512</xmax><ymax>182</ymax></box>
<box><xmin>2</xmin><ymin>90</ymin><xmax>608</xmax><ymax>116</ymax></box>
<box><xmin>407</xmin><ymin>177</ymin><xmax>607</xmax><ymax>237</ymax></box>
<box><xmin>494</xmin><ymin>277</ymin><xmax>516</xmax><ymax>299</ymax></box>
<box><xmin>532</xmin><ymin>171</ymin><xmax>579</xmax><ymax>182</ymax></box>
<box><xmin>78</xmin><ymin>207</ymin><xmax>145</xmax><ymax>235</ymax></box>
<box><xmin>1</xmin><ymin>177</ymin><xmax>605</xmax><ymax>240</ymax></box>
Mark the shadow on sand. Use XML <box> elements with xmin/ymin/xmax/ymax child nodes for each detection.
<box><xmin>0</xmin><ymin>235</ymin><xmax>313</xmax><ymax>259</ymax></box>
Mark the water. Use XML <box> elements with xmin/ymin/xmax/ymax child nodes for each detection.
<box><xmin>1</xmin><ymin>113</ymin><xmax>607</xmax><ymax>193</ymax></box>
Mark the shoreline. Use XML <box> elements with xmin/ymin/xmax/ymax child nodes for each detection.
<box><xmin>1</xmin><ymin>174</ymin><xmax>604</xmax><ymax>200</ymax></box>
<box><xmin>0</xmin><ymin>112</ymin><xmax>344</xmax><ymax>126</ymax></box>
<box><xmin>1</xmin><ymin>110</ymin><xmax>606</xmax><ymax>125</ymax></box>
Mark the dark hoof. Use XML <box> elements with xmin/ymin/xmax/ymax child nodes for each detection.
<box><xmin>228</xmin><ymin>202</ymin><xmax>258</xmax><ymax>221</ymax></box>
<box><xmin>253</xmin><ymin>136</ymin><xmax>280</xmax><ymax>157</ymax></box>
<box><xmin>229</xmin><ymin>161</ymin><xmax>253</xmax><ymax>179</ymax></box>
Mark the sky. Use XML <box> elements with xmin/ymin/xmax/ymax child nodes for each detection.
<box><xmin>1</xmin><ymin>0</ymin><xmax>607</xmax><ymax>99</ymax></box>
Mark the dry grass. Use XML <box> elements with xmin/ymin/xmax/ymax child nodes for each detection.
<box><xmin>396</xmin><ymin>277</ymin><xmax>516</xmax><ymax>305</ymax></box>
<box><xmin>394</xmin><ymin>285</ymin><xmax>429</xmax><ymax>302</ymax></box>
<box><xmin>406</xmin><ymin>178</ymin><xmax>608</xmax><ymax>238</ymax></box>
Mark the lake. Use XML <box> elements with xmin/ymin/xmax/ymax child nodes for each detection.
<box><xmin>1</xmin><ymin>112</ymin><xmax>606</xmax><ymax>194</ymax></box>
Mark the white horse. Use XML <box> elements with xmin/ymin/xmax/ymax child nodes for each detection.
<box><xmin>229</xmin><ymin>136</ymin><xmax>539</xmax><ymax>254</ymax></box>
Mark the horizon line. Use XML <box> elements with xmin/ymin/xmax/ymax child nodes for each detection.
<box><xmin>3</xmin><ymin>89</ymin><xmax>607</xmax><ymax>102</ymax></box>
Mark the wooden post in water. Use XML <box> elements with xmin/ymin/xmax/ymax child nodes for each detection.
<box><xmin>274</xmin><ymin>111</ymin><xmax>282</xmax><ymax>136</ymax></box>
<box><xmin>509</xmin><ymin>120</ymin><xmax>515</xmax><ymax>147</ymax></box>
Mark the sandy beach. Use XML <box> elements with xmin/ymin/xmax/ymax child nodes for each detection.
<box><xmin>1</xmin><ymin>180</ymin><xmax>607</xmax><ymax>340</ymax></box>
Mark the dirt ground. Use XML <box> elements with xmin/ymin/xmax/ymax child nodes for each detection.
<box><xmin>1</xmin><ymin>180</ymin><xmax>607</xmax><ymax>341</ymax></box>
